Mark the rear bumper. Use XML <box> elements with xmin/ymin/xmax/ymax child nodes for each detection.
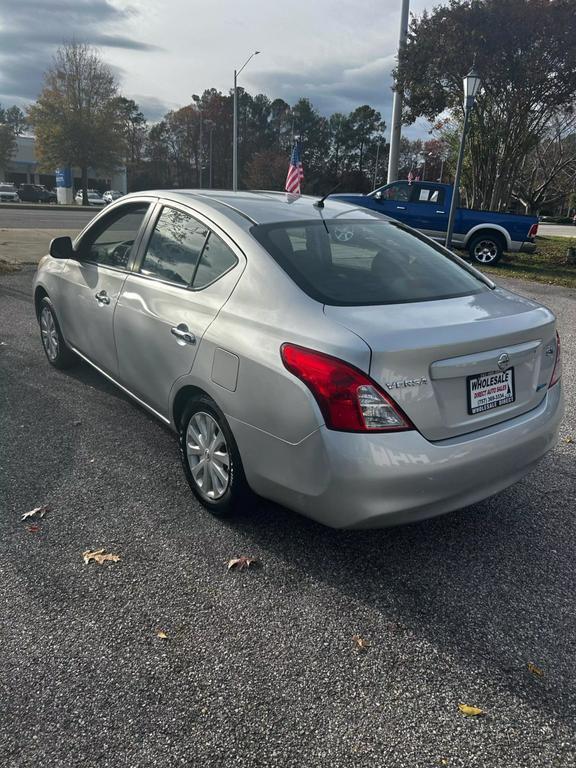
<box><xmin>230</xmin><ymin>382</ymin><xmax>563</xmax><ymax>529</ymax></box>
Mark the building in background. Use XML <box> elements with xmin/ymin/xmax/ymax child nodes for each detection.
<box><xmin>1</xmin><ymin>135</ymin><xmax>127</xmax><ymax>199</ymax></box>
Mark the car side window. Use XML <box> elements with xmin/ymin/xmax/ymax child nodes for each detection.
<box><xmin>192</xmin><ymin>232</ymin><xmax>238</xmax><ymax>289</ymax></box>
<box><xmin>79</xmin><ymin>204</ymin><xmax>149</xmax><ymax>269</ymax></box>
<box><xmin>413</xmin><ymin>186</ymin><xmax>445</xmax><ymax>205</ymax></box>
<box><xmin>379</xmin><ymin>182</ymin><xmax>411</xmax><ymax>202</ymax></box>
<box><xmin>140</xmin><ymin>207</ymin><xmax>209</xmax><ymax>286</ymax></box>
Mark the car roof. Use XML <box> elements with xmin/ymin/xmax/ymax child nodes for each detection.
<box><xmin>124</xmin><ymin>189</ymin><xmax>386</xmax><ymax>230</ymax></box>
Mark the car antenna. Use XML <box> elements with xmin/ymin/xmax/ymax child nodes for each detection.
<box><xmin>313</xmin><ymin>181</ymin><xmax>341</xmax><ymax>209</ymax></box>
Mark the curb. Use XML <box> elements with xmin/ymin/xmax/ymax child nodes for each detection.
<box><xmin>0</xmin><ymin>203</ymin><xmax>94</xmax><ymax>212</ymax></box>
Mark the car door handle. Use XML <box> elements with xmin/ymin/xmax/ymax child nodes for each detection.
<box><xmin>436</xmin><ymin>210</ymin><xmax>445</xmax><ymax>214</ymax></box>
<box><xmin>95</xmin><ymin>290</ymin><xmax>110</xmax><ymax>305</ymax></box>
<box><xmin>171</xmin><ymin>324</ymin><xmax>196</xmax><ymax>345</ymax></box>
<box><xmin>396</xmin><ymin>206</ymin><xmax>407</xmax><ymax>210</ymax></box>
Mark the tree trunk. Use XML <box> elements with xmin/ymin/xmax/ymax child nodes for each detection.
<box><xmin>81</xmin><ymin>165</ymin><xmax>88</xmax><ymax>206</ymax></box>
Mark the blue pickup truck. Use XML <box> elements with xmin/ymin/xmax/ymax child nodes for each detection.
<box><xmin>333</xmin><ymin>181</ymin><xmax>538</xmax><ymax>266</ymax></box>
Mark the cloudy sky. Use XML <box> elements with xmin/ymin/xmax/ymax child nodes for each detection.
<box><xmin>0</xmin><ymin>0</ymin><xmax>431</xmax><ymax>136</ymax></box>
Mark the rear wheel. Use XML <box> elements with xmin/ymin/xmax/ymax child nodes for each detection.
<box><xmin>179</xmin><ymin>395</ymin><xmax>250</xmax><ymax>517</ymax></box>
<box><xmin>38</xmin><ymin>297</ymin><xmax>76</xmax><ymax>369</ymax></box>
<box><xmin>467</xmin><ymin>233</ymin><xmax>504</xmax><ymax>266</ymax></box>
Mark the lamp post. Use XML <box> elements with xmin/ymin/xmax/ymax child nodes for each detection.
<box><xmin>445</xmin><ymin>67</ymin><xmax>481</xmax><ymax>250</ymax></box>
<box><xmin>192</xmin><ymin>94</ymin><xmax>203</xmax><ymax>188</ymax></box>
<box><xmin>233</xmin><ymin>50</ymin><xmax>260</xmax><ymax>192</ymax></box>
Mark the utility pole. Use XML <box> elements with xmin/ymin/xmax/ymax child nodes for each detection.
<box><xmin>387</xmin><ymin>0</ymin><xmax>410</xmax><ymax>184</ymax></box>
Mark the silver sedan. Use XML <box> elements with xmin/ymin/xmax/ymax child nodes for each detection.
<box><xmin>33</xmin><ymin>191</ymin><xmax>563</xmax><ymax>528</ymax></box>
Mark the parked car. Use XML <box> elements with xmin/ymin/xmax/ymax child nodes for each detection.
<box><xmin>0</xmin><ymin>183</ymin><xmax>20</xmax><ymax>202</ymax></box>
<box><xmin>333</xmin><ymin>181</ymin><xmax>539</xmax><ymax>265</ymax></box>
<box><xmin>103</xmin><ymin>190</ymin><xmax>124</xmax><ymax>204</ymax></box>
<box><xmin>33</xmin><ymin>191</ymin><xmax>562</xmax><ymax>529</ymax></box>
<box><xmin>18</xmin><ymin>184</ymin><xmax>57</xmax><ymax>203</ymax></box>
<box><xmin>75</xmin><ymin>190</ymin><xmax>105</xmax><ymax>206</ymax></box>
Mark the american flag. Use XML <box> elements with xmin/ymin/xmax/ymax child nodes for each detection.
<box><xmin>285</xmin><ymin>142</ymin><xmax>304</xmax><ymax>196</ymax></box>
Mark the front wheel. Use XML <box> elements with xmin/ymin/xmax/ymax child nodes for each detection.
<box><xmin>179</xmin><ymin>395</ymin><xmax>250</xmax><ymax>517</ymax></box>
<box><xmin>38</xmin><ymin>297</ymin><xmax>76</xmax><ymax>369</ymax></box>
<box><xmin>467</xmin><ymin>233</ymin><xmax>504</xmax><ymax>265</ymax></box>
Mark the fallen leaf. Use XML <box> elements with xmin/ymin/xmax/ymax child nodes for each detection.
<box><xmin>156</xmin><ymin>630</ymin><xmax>168</xmax><ymax>640</ymax></box>
<box><xmin>82</xmin><ymin>549</ymin><xmax>121</xmax><ymax>565</ymax></box>
<box><xmin>352</xmin><ymin>634</ymin><xmax>370</xmax><ymax>652</ymax></box>
<box><xmin>527</xmin><ymin>662</ymin><xmax>544</xmax><ymax>677</ymax></box>
<box><xmin>227</xmin><ymin>556</ymin><xmax>259</xmax><ymax>571</ymax></box>
<box><xmin>26</xmin><ymin>524</ymin><xmax>40</xmax><ymax>533</ymax></box>
<box><xmin>458</xmin><ymin>703</ymin><xmax>485</xmax><ymax>717</ymax></box>
<box><xmin>21</xmin><ymin>505</ymin><xmax>49</xmax><ymax>521</ymax></box>
<box><xmin>563</xmin><ymin>436</ymin><xmax>574</xmax><ymax>444</ymax></box>
<box><xmin>440</xmin><ymin>760</ymin><xmax>449</xmax><ymax>766</ymax></box>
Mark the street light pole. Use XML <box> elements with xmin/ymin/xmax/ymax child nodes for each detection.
<box><xmin>209</xmin><ymin>127</ymin><xmax>214</xmax><ymax>188</ymax></box>
<box><xmin>387</xmin><ymin>0</ymin><xmax>410</xmax><ymax>184</ymax></box>
<box><xmin>445</xmin><ymin>67</ymin><xmax>482</xmax><ymax>250</ymax></box>
<box><xmin>233</xmin><ymin>50</ymin><xmax>260</xmax><ymax>192</ymax></box>
<box><xmin>372</xmin><ymin>141</ymin><xmax>381</xmax><ymax>190</ymax></box>
<box><xmin>192</xmin><ymin>94</ymin><xmax>203</xmax><ymax>188</ymax></box>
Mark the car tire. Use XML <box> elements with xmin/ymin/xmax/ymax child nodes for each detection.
<box><xmin>179</xmin><ymin>394</ymin><xmax>250</xmax><ymax>517</ymax></box>
<box><xmin>38</xmin><ymin>297</ymin><xmax>76</xmax><ymax>369</ymax></box>
<box><xmin>467</xmin><ymin>233</ymin><xmax>504</xmax><ymax>266</ymax></box>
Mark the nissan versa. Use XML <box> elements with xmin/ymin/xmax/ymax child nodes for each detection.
<box><xmin>33</xmin><ymin>191</ymin><xmax>563</xmax><ymax>528</ymax></box>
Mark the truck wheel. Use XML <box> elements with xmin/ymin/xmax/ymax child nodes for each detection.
<box><xmin>468</xmin><ymin>233</ymin><xmax>504</xmax><ymax>266</ymax></box>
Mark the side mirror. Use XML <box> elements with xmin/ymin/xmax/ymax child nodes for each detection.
<box><xmin>374</xmin><ymin>190</ymin><xmax>383</xmax><ymax>201</ymax></box>
<box><xmin>49</xmin><ymin>236</ymin><xmax>74</xmax><ymax>260</ymax></box>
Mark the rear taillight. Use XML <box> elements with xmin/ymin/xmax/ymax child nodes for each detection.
<box><xmin>549</xmin><ymin>331</ymin><xmax>561</xmax><ymax>388</ymax></box>
<box><xmin>281</xmin><ymin>344</ymin><xmax>413</xmax><ymax>432</ymax></box>
<box><xmin>528</xmin><ymin>223</ymin><xmax>539</xmax><ymax>239</ymax></box>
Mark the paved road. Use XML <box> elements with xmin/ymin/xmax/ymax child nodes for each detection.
<box><xmin>0</xmin><ymin>269</ymin><xmax>575</xmax><ymax>767</ymax></box>
<box><xmin>538</xmin><ymin>223</ymin><xmax>576</xmax><ymax>239</ymax></box>
<box><xmin>0</xmin><ymin>206</ymin><xmax>97</xmax><ymax>230</ymax></box>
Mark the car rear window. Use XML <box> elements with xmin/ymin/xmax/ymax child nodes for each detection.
<box><xmin>251</xmin><ymin>219</ymin><xmax>489</xmax><ymax>306</ymax></box>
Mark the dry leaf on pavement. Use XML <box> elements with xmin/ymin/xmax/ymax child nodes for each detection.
<box><xmin>563</xmin><ymin>436</ymin><xmax>574</xmax><ymax>444</ymax></box>
<box><xmin>458</xmin><ymin>703</ymin><xmax>485</xmax><ymax>717</ymax></box>
<box><xmin>352</xmin><ymin>634</ymin><xmax>370</xmax><ymax>652</ymax></box>
<box><xmin>82</xmin><ymin>549</ymin><xmax>121</xmax><ymax>565</ymax></box>
<box><xmin>227</xmin><ymin>556</ymin><xmax>259</xmax><ymax>571</ymax></box>
<box><xmin>21</xmin><ymin>505</ymin><xmax>49</xmax><ymax>521</ymax></box>
<box><xmin>527</xmin><ymin>662</ymin><xmax>544</xmax><ymax>677</ymax></box>
<box><xmin>156</xmin><ymin>630</ymin><xmax>168</xmax><ymax>640</ymax></box>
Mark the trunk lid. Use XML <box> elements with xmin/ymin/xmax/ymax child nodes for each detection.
<box><xmin>324</xmin><ymin>287</ymin><xmax>557</xmax><ymax>441</ymax></box>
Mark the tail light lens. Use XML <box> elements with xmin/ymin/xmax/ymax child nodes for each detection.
<box><xmin>281</xmin><ymin>344</ymin><xmax>413</xmax><ymax>432</ymax></box>
<box><xmin>528</xmin><ymin>223</ymin><xmax>539</xmax><ymax>239</ymax></box>
<box><xmin>549</xmin><ymin>331</ymin><xmax>561</xmax><ymax>387</ymax></box>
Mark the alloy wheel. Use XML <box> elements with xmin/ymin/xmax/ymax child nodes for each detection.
<box><xmin>40</xmin><ymin>306</ymin><xmax>59</xmax><ymax>361</ymax></box>
<box><xmin>473</xmin><ymin>240</ymin><xmax>499</xmax><ymax>263</ymax></box>
<box><xmin>186</xmin><ymin>411</ymin><xmax>230</xmax><ymax>500</ymax></box>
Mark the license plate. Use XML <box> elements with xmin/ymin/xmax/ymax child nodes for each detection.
<box><xmin>467</xmin><ymin>368</ymin><xmax>515</xmax><ymax>415</ymax></box>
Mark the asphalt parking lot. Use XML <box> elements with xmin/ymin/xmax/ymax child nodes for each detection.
<box><xmin>0</xmin><ymin>267</ymin><xmax>575</xmax><ymax>768</ymax></box>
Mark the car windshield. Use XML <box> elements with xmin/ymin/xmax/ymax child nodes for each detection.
<box><xmin>251</xmin><ymin>219</ymin><xmax>489</xmax><ymax>306</ymax></box>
